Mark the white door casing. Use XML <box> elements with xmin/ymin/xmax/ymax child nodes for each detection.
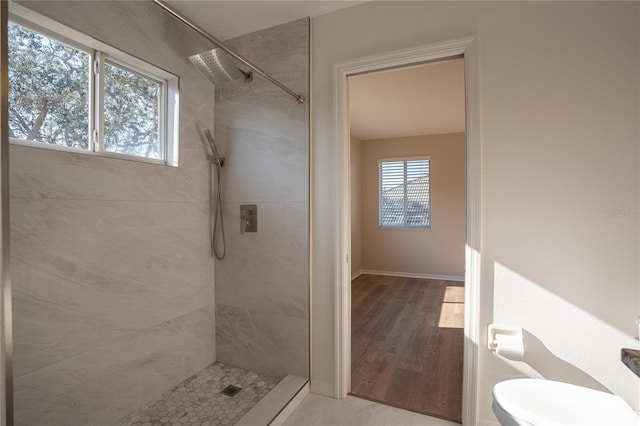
<box><xmin>333</xmin><ymin>36</ymin><xmax>481</xmax><ymax>425</ymax></box>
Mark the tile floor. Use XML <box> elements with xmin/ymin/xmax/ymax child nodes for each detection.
<box><xmin>282</xmin><ymin>393</ymin><xmax>460</xmax><ymax>426</ymax></box>
<box><xmin>115</xmin><ymin>362</ymin><xmax>279</xmax><ymax>426</ymax></box>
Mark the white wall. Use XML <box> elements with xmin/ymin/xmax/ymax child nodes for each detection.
<box><xmin>311</xmin><ymin>2</ymin><xmax>640</xmax><ymax>422</ymax></box>
<box><xmin>350</xmin><ymin>135</ymin><xmax>362</xmax><ymax>277</ymax></box>
<box><xmin>360</xmin><ymin>133</ymin><xmax>465</xmax><ymax>278</ymax></box>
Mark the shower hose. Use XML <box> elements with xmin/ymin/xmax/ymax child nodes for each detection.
<box><xmin>211</xmin><ymin>161</ymin><xmax>225</xmax><ymax>260</ymax></box>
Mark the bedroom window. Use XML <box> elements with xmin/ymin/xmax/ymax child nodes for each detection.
<box><xmin>379</xmin><ymin>157</ymin><xmax>431</xmax><ymax>229</ymax></box>
<box><xmin>8</xmin><ymin>5</ymin><xmax>179</xmax><ymax>165</ymax></box>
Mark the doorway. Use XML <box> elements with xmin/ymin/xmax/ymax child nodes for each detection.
<box><xmin>351</xmin><ymin>275</ymin><xmax>464</xmax><ymax>421</ymax></box>
<box><xmin>333</xmin><ymin>37</ymin><xmax>481</xmax><ymax>425</ymax></box>
<box><xmin>348</xmin><ymin>58</ymin><xmax>466</xmax><ymax>422</ymax></box>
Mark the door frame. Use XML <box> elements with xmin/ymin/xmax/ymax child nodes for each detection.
<box><xmin>333</xmin><ymin>36</ymin><xmax>481</xmax><ymax>425</ymax></box>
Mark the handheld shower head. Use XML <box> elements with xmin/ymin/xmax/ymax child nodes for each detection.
<box><xmin>203</xmin><ymin>129</ymin><xmax>224</xmax><ymax>167</ymax></box>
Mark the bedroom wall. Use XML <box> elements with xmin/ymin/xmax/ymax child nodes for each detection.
<box><xmin>359</xmin><ymin>133</ymin><xmax>465</xmax><ymax>278</ymax></box>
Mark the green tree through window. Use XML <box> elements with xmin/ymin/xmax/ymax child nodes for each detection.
<box><xmin>8</xmin><ymin>19</ymin><xmax>171</xmax><ymax>162</ymax></box>
<box><xmin>104</xmin><ymin>62</ymin><xmax>161</xmax><ymax>159</ymax></box>
<box><xmin>8</xmin><ymin>21</ymin><xmax>90</xmax><ymax>148</ymax></box>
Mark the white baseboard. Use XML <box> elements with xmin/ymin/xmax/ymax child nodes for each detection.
<box><xmin>309</xmin><ymin>380</ymin><xmax>334</xmax><ymax>397</ymax></box>
<box><xmin>477</xmin><ymin>419</ymin><xmax>500</xmax><ymax>426</ymax></box>
<box><xmin>269</xmin><ymin>382</ymin><xmax>310</xmax><ymax>426</ymax></box>
<box><xmin>351</xmin><ymin>270</ymin><xmax>364</xmax><ymax>280</ymax></box>
<box><xmin>355</xmin><ymin>269</ymin><xmax>464</xmax><ymax>282</ymax></box>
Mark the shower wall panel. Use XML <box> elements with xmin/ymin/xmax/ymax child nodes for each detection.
<box><xmin>214</xmin><ymin>18</ymin><xmax>310</xmax><ymax>379</ymax></box>
<box><xmin>11</xmin><ymin>2</ymin><xmax>216</xmax><ymax>424</ymax></box>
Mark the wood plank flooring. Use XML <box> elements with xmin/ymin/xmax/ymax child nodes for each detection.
<box><xmin>350</xmin><ymin>274</ymin><xmax>464</xmax><ymax>423</ymax></box>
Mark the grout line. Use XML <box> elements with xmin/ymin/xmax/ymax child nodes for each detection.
<box><xmin>14</xmin><ymin>303</ymin><xmax>215</xmax><ymax>380</ymax></box>
<box><xmin>10</xmin><ymin>196</ymin><xmax>208</xmax><ymax>205</ymax></box>
<box><xmin>222</xmin><ymin>201</ymin><xmax>308</xmax><ymax>205</ymax></box>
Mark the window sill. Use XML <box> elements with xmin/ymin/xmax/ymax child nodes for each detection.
<box><xmin>378</xmin><ymin>226</ymin><xmax>432</xmax><ymax>231</ymax></box>
<box><xmin>10</xmin><ymin>138</ymin><xmax>173</xmax><ymax>167</ymax></box>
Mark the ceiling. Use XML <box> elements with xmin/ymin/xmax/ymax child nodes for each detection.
<box><xmin>161</xmin><ymin>1</ymin><xmax>464</xmax><ymax>141</ymax></box>
<box><xmin>349</xmin><ymin>58</ymin><xmax>466</xmax><ymax>141</ymax></box>
<box><xmin>165</xmin><ymin>1</ymin><xmax>365</xmax><ymax>41</ymax></box>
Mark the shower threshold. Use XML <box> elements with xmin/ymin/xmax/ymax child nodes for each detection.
<box><xmin>115</xmin><ymin>362</ymin><xmax>279</xmax><ymax>426</ymax></box>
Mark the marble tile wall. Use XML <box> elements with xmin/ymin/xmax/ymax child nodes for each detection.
<box><xmin>214</xmin><ymin>19</ymin><xmax>310</xmax><ymax>379</ymax></box>
<box><xmin>11</xmin><ymin>2</ymin><xmax>217</xmax><ymax>424</ymax></box>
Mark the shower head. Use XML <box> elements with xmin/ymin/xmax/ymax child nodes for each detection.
<box><xmin>203</xmin><ymin>129</ymin><xmax>224</xmax><ymax>167</ymax></box>
<box><xmin>190</xmin><ymin>47</ymin><xmax>253</xmax><ymax>85</ymax></box>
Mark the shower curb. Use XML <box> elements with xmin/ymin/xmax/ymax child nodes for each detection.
<box><xmin>236</xmin><ymin>374</ymin><xmax>308</xmax><ymax>426</ymax></box>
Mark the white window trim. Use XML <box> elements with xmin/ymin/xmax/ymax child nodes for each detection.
<box><xmin>378</xmin><ymin>155</ymin><xmax>431</xmax><ymax>230</ymax></box>
<box><xmin>8</xmin><ymin>2</ymin><xmax>179</xmax><ymax>167</ymax></box>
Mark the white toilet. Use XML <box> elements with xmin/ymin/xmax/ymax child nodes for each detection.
<box><xmin>492</xmin><ymin>378</ymin><xmax>640</xmax><ymax>426</ymax></box>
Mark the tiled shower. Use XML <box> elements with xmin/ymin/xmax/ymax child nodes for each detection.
<box><xmin>214</xmin><ymin>19</ymin><xmax>310</xmax><ymax>380</ymax></box>
<box><xmin>9</xmin><ymin>1</ymin><xmax>309</xmax><ymax>425</ymax></box>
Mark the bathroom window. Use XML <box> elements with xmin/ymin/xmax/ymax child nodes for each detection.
<box><xmin>102</xmin><ymin>60</ymin><xmax>163</xmax><ymax>159</ymax></box>
<box><xmin>7</xmin><ymin>4</ymin><xmax>179</xmax><ymax>166</ymax></box>
<box><xmin>379</xmin><ymin>157</ymin><xmax>431</xmax><ymax>229</ymax></box>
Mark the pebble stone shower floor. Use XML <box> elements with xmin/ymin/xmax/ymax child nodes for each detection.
<box><xmin>115</xmin><ymin>362</ymin><xmax>280</xmax><ymax>426</ymax></box>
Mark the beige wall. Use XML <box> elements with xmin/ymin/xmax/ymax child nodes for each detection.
<box><xmin>360</xmin><ymin>133</ymin><xmax>465</xmax><ymax>278</ymax></box>
<box><xmin>311</xmin><ymin>1</ymin><xmax>640</xmax><ymax>422</ymax></box>
<box><xmin>350</xmin><ymin>135</ymin><xmax>362</xmax><ymax>276</ymax></box>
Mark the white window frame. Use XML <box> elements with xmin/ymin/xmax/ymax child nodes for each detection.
<box><xmin>8</xmin><ymin>3</ymin><xmax>179</xmax><ymax>166</ymax></box>
<box><xmin>378</xmin><ymin>155</ymin><xmax>431</xmax><ymax>230</ymax></box>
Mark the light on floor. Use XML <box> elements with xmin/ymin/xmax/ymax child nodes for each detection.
<box><xmin>438</xmin><ymin>286</ymin><xmax>465</xmax><ymax>328</ymax></box>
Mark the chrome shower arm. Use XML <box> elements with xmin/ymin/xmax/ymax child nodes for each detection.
<box><xmin>151</xmin><ymin>0</ymin><xmax>305</xmax><ymax>104</ymax></box>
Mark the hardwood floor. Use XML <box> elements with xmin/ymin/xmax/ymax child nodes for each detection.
<box><xmin>350</xmin><ymin>274</ymin><xmax>464</xmax><ymax>423</ymax></box>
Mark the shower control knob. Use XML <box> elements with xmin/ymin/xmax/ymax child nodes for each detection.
<box><xmin>240</xmin><ymin>204</ymin><xmax>258</xmax><ymax>233</ymax></box>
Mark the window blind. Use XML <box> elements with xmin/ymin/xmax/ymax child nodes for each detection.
<box><xmin>379</xmin><ymin>158</ymin><xmax>430</xmax><ymax>228</ymax></box>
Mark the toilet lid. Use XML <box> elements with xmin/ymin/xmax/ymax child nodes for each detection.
<box><xmin>493</xmin><ymin>379</ymin><xmax>640</xmax><ymax>426</ymax></box>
